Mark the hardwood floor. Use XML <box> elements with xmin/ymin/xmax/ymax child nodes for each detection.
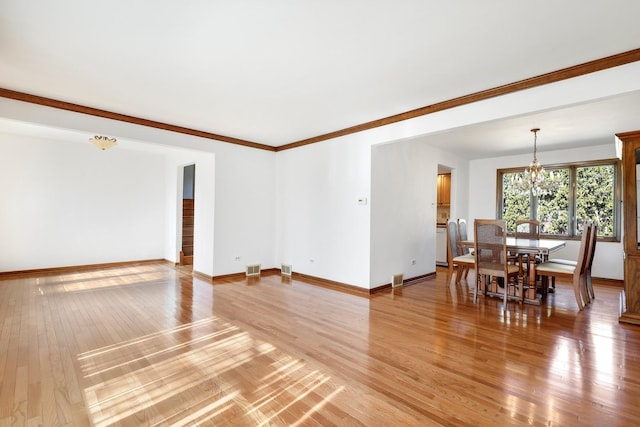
<box><xmin>1</xmin><ymin>263</ymin><xmax>639</xmax><ymax>426</ymax></box>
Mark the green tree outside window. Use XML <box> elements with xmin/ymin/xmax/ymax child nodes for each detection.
<box><xmin>498</xmin><ymin>160</ymin><xmax>619</xmax><ymax>240</ymax></box>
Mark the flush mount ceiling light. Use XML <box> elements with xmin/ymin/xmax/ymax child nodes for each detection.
<box><xmin>89</xmin><ymin>135</ymin><xmax>117</xmax><ymax>150</ymax></box>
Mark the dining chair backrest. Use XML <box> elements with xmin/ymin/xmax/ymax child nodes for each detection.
<box><xmin>586</xmin><ymin>222</ymin><xmax>597</xmax><ymax>271</ymax></box>
<box><xmin>585</xmin><ymin>222</ymin><xmax>598</xmax><ymax>299</ymax></box>
<box><xmin>447</xmin><ymin>219</ymin><xmax>461</xmax><ymax>259</ymax></box>
<box><xmin>574</xmin><ymin>222</ymin><xmax>593</xmax><ymax>306</ymax></box>
<box><xmin>574</xmin><ymin>221</ymin><xmax>592</xmax><ymax>279</ymax></box>
<box><xmin>515</xmin><ymin>219</ymin><xmax>540</xmax><ymax>240</ymax></box>
<box><xmin>457</xmin><ymin>219</ymin><xmax>471</xmax><ymax>255</ymax></box>
<box><xmin>474</xmin><ymin>219</ymin><xmax>509</xmax><ymax>277</ymax></box>
<box><xmin>536</xmin><ymin>221</ymin><xmax>593</xmax><ymax>310</ymax></box>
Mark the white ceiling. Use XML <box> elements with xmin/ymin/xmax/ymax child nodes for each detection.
<box><xmin>1</xmin><ymin>1</ymin><xmax>640</xmax><ymax>156</ymax></box>
<box><xmin>422</xmin><ymin>90</ymin><xmax>640</xmax><ymax>158</ymax></box>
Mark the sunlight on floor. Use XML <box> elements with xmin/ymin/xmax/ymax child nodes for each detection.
<box><xmin>78</xmin><ymin>315</ymin><xmax>343</xmax><ymax>426</ymax></box>
<box><xmin>39</xmin><ymin>264</ymin><xmax>173</xmax><ymax>293</ymax></box>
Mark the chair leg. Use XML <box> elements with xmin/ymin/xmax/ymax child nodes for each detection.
<box><xmin>476</xmin><ymin>273</ymin><xmax>489</xmax><ymax>302</ymax></box>
<box><xmin>473</xmin><ymin>281</ymin><xmax>478</xmax><ymax>304</ymax></box>
<box><xmin>537</xmin><ymin>273</ymin><xmax>546</xmax><ymax>297</ymax></box>
<box><xmin>580</xmin><ymin>275</ymin><xmax>590</xmax><ymax>306</ymax></box>
<box><xmin>572</xmin><ymin>277</ymin><xmax>584</xmax><ymax>310</ymax></box>
<box><xmin>503</xmin><ymin>279</ymin><xmax>508</xmax><ymax>306</ymax></box>
<box><xmin>539</xmin><ymin>275</ymin><xmax>555</xmax><ymax>297</ymax></box>
<box><xmin>456</xmin><ymin>265</ymin><xmax>471</xmax><ymax>284</ymax></box>
<box><xmin>473</xmin><ymin>277</ymin><xmax>479</xmax><ymax>303</ymax></box>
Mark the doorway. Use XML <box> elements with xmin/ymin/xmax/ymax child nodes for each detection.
<box><xmin>436</xmin><ymin>165</ymin><xmax>452</xmax><ymax>266</ymax></box>
<box><xmin>180</xmin><ymin>164</ymin><xmax>195</xmax><ymax>265</ymax></box>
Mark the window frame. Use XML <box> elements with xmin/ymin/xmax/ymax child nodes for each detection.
<box><xmin>496</xmin><ymin>158</ymin><xmax>621</xmax><ymax>242</ymax></box>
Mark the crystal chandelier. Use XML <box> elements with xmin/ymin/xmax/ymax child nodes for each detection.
<box><xmin>512</xmin><ymin>128</ymin><xmax>555</xmax><ymax>196</ymax></box>
<box><xmin>89</xmin><ymin>135</ymin><xmax>117</xmax><ymax>150</ymax></box>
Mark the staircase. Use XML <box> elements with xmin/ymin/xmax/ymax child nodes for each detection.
<box><xmin>180</xmin><ymin>199</ymin><xmax>194</xmax><ymax>265</ymax></box>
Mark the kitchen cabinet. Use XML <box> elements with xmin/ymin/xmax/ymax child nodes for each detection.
<box><xmin>618</xmin><ymin>130</ymin><xmax>640</xmax><ymax>325</ymax></box>
<box><xmin>437</xmin><ymin>174</ymin><xmax>451</xmax><ymax>206</ymax></box>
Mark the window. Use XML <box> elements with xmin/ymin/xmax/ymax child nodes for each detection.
<box><xmin>497</xmin><ymin>159</ymin><xmax>620</xmax><ymax>240</ymax></box>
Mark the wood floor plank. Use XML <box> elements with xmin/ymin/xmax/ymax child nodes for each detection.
<box><xmin>1</xmin><ymin>263</ymin><xmax>640</xmax><ymax>425</ymax></box>
<box><xmin>0</xmin><ymin>281</ymin><xmax>20</xmax><ymax>420</ymax></box>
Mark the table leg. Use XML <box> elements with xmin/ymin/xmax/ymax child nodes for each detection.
<box><xmin>528</xmin><ymin>257</ymin><xmax>536</xmax><ymax>291</ymax></box>
<box><xmin>518</xmin><ymin>275</ymin><xmax>524</xmax><ymax>304</ymax></box>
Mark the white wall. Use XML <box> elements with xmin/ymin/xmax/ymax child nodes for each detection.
<box><xmin>211</xmin><ymin>142</ymin><xmax>276</xmax><ymax>276</ymax></box>
<box><xmin>468</xmin><ymin>143</ymin><xmax>623</xmax><ymax>280</ymax></box>
<box><xmin>370</xmin><ymin>137</ymin><xmax>469</xmax><ymax>287</ymax></box>
<box><xmin>0</xmin><ymin>132</ymin><xmax>166</xmax><ymax>271</ymax></box>
<box><xmin>0</xmin><ymin>98</ymin><xmax>277</xmax><ymax>277</ymax></box>
<box><xmin>370</xmin><ymin>141</ymin><xmax>433</xmax><ymax>286</ymax></box>
<box><xmin>276</xmin><ymin>137</ymin><xmax>372</xmax><ymax>288</ymax></box>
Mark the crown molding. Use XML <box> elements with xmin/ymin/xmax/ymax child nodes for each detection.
<box><xmin>0</xmin><ymin>87</ymin><xmax>276</xmax><ymax>152</ymax></box>
<box><xmin>276</xmin><ymin>48</ymin><xmax>640</xmax><ymax>151</ymax></box>
<box><xmin>2</xmin><ymin>48</ymin><xmax>639</xmax><ymax>152</ymax></box>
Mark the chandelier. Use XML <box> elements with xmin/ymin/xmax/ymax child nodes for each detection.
<box><xmin>89</xmin><ymin>135</ymin><xmax>117</xmax><ymax>150</ymax></box>
<box><xmin>512</xmin><ymin>128</ymin><xmax>555</xmax><ymax>196</ymax></box>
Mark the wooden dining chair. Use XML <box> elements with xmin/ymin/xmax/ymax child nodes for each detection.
<box><xmin>456</xmin><ymin>218</ymin><xmax>472</xmax><ymax>255</ymax></box>
<box><xmin>585</xmin><ymin>222</ymin><xmax>597</xmax><ymax>301</ymax></box>
<box><xmin>515</xmin><ymin>219</ymin><xmax>541</xmax><ymax>239</ymax></box>
<box><xmin>549</xmin><ymin>222</ymin><xmax>598</xmax><ymax>302</ymax></box>
<box><xmin>535</xmin><ymin>222</ymin><xmax>592</xmax><ymax>310</ymax></box>
<box><xmin>446</xmin><ymin>219</ymin><xmax>475</xmax><ymax>284</ymax></box>
<box><xmin>513</xmin><ymin>219</ymin><xmax>541</xmax><ymax>289</ymax></box>
<box><xmin>473</xmin><ymin>219</ymin><xmax>521</xmax><ymax>305</ymax></box>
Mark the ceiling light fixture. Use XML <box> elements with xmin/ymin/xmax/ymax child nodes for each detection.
<box><xmin>513</xmin><ymin>128</ymin><xmax>556</xmax><ymax>196</ymax></box>
<box><xmin>89</xmin><ymin>135</ymin><xmax>117</xmax><ymax>150</ymax></box>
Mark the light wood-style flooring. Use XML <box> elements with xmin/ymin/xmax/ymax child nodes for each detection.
<box><xmin>1</xmin><ymin>262</ymin><xmax>639</xmax><ymax>426</ymax></box>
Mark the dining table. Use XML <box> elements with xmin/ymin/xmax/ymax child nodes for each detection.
<box><xmin>460</xmin><ymin>237</ymin><xmax>566</xmax><ymax>304</ymax></box>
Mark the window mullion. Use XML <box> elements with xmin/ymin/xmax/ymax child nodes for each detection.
<box><xmin>569</xmin><ymin>166</ymin><xmax>576</xmax><ymax>237</ymax></box>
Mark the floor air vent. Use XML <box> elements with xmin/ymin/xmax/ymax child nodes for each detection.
<box><xmin>281</xmin><ymin>264</ymin><xmax>292</xmax><ymax>276</ymax></box>
<box><xmin>246</xmin><ymin>264</ymin><xmax>261</xmax><ymax>277</ymax></box>
<box><xmin>391</xmin><ymin>273</ymin><xmax>404</xmax><ymax>288</ymax></box>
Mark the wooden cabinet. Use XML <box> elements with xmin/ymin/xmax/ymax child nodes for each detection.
<box><xmin>618</xmin><ymin>130</ymin><xmax>640</xmax><ymax>325</ymax></box>
<box><xmin>437</xmin><ymin>173</ymin><xmax>451</xmax><ymax>206</ymax></box>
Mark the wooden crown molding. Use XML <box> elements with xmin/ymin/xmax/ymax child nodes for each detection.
<box><xmin>276</xmin><ymin>48</ymin><xmax>640</xmax><ymax>151</ymax></box>
<box><xmin>0</xmin><ymin>87</ymin><xmax>276</xmax><ymax>152</ymax></box>
<box><xmin>1</xmin><ymin>48</ymin><xmax>639</xmax><ymax>152</ymax></box>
